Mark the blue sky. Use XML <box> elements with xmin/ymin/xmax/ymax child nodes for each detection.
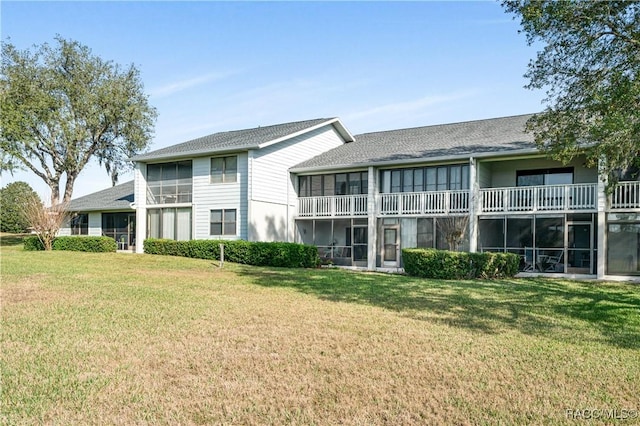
<box><xmin>1</xmin><ymin>1</ymin><xmax>544</xmax><ymax>200</ymax></box>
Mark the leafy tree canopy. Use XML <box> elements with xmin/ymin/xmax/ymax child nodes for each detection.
<box><xmin>0</xmin><ymin>36</ymin><xmax>157</xmax><ymax>205</ymax></box>
<box><xmin>503</xmin><ymin>0</ymin><xmax>640</xmax><ymax>189</ymax></box>
<box><xmin>0</xmin><ymin>181</ymin><xmax>40</xmax><ymax>233</ymax></box>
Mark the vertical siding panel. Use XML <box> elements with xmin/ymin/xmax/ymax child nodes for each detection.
<box><xmin>191</xmin><ymin>153</ymin><xmax>248</xmax><ymax>240</ymax></box>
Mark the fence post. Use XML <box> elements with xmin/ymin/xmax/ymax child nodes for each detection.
<box><xmin>219</xmin><ymin>243</ymin><xmax>224</xmax><ymax>268</ymax></box>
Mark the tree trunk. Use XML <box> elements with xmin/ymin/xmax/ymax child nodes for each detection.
<box><xmin>63</xmin><ymin>173</ymin><xmax>77</xmax><ymax>204</ymax></box>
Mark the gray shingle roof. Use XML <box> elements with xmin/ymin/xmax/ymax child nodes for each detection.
<box><xmin>132</xmin><ymin>118</ymin><xmax>346</xmax><ymax>162</ymax></box>
<box><xmin>291</xmin><ymin>114</ymin><xmax>536</xmax><ymax>172</ymax></box>
<box><xmin>68</xmin><ymin>180</ymin><xmax>134</xmax><ymax>212</ymax></box>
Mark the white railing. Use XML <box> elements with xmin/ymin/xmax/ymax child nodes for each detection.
<box><xmin>610</xmin><ymin>181</ymin><xmax>640</xmax><ymax>209</ymax></box>
<box><xmin>378</xmin><ymin>190</ymin><xmax>470</xmax><ymax>215</ymax></box>
<box><xmin>480</xmin><ymin>183</ymin><xmax>597</xmax><ymax>213</ymax></box>
<box><xmin>297</xmin><ymin>195</ymin><xmax>369</xmax><ymax>217</ymax></box>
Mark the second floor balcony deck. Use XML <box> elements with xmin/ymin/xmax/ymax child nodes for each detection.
<box><xmin>479</xmin><ymin>183</ymin><xmax>598</xmax><ymax>214</ymax></box>
<box><xmin>295</xmin><ymin>181</ymin><xmax>640</xmax><ymax>218</ymax></box>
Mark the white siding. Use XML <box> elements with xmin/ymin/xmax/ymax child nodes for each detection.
<box><xmin>250</xmin><ymin>125</ymin><xmax>345</xmax><ymax>242</ymax></box>
<box><xmin>252</xmin><ymin>126</ymin><xmax>345</xmax><ymax>204</ymax></box>
<box><xmin>192</xmin><ymin>153</ymin><xmax>249</xmax><ymax>240</ymax></box>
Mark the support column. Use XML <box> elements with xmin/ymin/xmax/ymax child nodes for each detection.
<box><xmin>367</xmin><ymin>166</ymin><xmax>377</xmax><ymax>270</ymax></box>
<box><xmin>596</xmin><ymin>168</ymin><xmax>607</xmax><ymax>279</ymax></box>
<box><xmin>134</xmin><ymin>163</ymin><xmax>147</xmax><ymax>254</ymax></box>
<box><xmin>468</xmin><ymin>157</ymin><xmax>478</xmax><ymax>253</ymax></box>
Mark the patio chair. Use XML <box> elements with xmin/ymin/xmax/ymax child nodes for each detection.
<box><xmin>544</xmin><ymin>251</ymin><xmax>564</xmax><ymax>273</ymax></box>
<box><xmin>523</xmin><ymin>247</ymin><xmax>535</xmax><ymax>272</ymax></box>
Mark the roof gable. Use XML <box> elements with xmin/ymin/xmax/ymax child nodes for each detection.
<box><xmin>132</xmin><ymin>118</ymin><xmax>353</xmax><ymax>162</ymax></box>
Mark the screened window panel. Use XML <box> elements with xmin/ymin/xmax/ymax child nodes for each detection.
<box><xmin>311</xmin><ymin>175</ymin><xmax>323</xmax><ymax>196</ymax></box>
<box><xmin>162</xmin><ymin>209</ymin><xmax>175</xmax><ymax>240</ymax></box>
<box><xmin>299</xmin><ymin>176</ymin><xmax>310</xmax><ymax>197</ymax></box>
<box><xmin>437</xmin><ymin>167</ymin><xmax>448</xmax><ymax>190</ymax></box>
<box><xmin>391</xmin><ymin>170</ymin><xmax>402</xmax><ymax>193</ymax></box>
<box><xmin>449</xmin><ymin>166</ymin><xmax>462</xmax><ymax>190</ymax></box>
<box><xmin>414</xmin><ymin>169</ymin><xmax>424</xmax><ymax>192</ymax></box>
<box><xmin>461</xmin><ymin>165</ymin><xmax>470</xmax><ymax>190</ymax></box>
<box><xmin>148</xmin><ymin>210</ymin><xmax>161</xmax><ymax>239</ymax></box>
<box><xmin>147</xmin><ymin>164</ymin><xmax>162</xmax><ymax>182</ymax></box>
<box><xmin>361</xmin><ymin>172</ymin><xmax>368</xmax><ymax>194</ymax></box>
<box><xmin>348</xmin><ymin>173</ymin><xmax>361</xmax><ymax>194</ymax></box>
<box><xmin>417</xmin><ymin>218</ymin><xmax>434</xmax><ymax>248</ymax></box>
<box><xmin>381</xmin><ymin>171</ymin><xmax>391</xmax><ymax>193</ymax></box>
<box><xmin>426</xmin><ymin>168</ymin><xmax>437</xmax><ymax>191</ymax></box>
<box><xmin>335</xmin><ymin>174</ymin><xmax>348</xmax><ymax>195</ymax></box>
<box><xmin>176</xmin><ymin>208</ymin><xmax>191</xmax><ymax>241</ymax></box>
<box><xmin>479</xmin><ymin>219</ymin><xmax>504</xmax><ymax>249</ymax></box>
<box><xmin>323</xmin><ymin>175</ymin><xmax>335</xmax><ymax>196</ymax></box>
<box><xmin>403</xmin><ymin>170</ymin><xmax>413</xmax><ymax>192</ymax></box>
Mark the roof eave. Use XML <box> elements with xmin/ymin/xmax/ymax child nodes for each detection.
<box><xmin>289</xmin><ymin>147</ymin><xmax>541</xmax><ymax>174</ymax></box>
<box><xmin>130</xmin><ymin>145</ymin><xmax>258</xmax><ymax>163</ymax></box>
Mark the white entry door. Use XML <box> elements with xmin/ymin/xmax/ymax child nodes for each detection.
<box><xmin>383</xmin><ymin>226</ymin><xmax>399</xmax><ymax>267</ymax></box>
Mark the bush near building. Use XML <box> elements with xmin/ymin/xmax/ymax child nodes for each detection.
<box><xmin>402</xmin><ymin>248</ymin><xmax>519</xmax><ymax>279</ymax></box>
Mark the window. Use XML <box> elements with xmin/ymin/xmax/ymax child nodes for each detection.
<box><xmin>380</xmin><ymin>164</ymin><xmax>470</xmax><ymax>193</ymax></box>
<box><xmin>210</xmin><ymin>209</ymin><xmax>237</xmax><ymax>236</ymax></box>
<box><xmin>147</xmin><ymin>208</ymin><xmax>191</xmax><ymax>240</ymax></box>
<box><xmin>517</xmin><ymin>167</ymin><xmax>573</xmax><ymax>186</ymax></box>
<box><xmin>71</xmin><ymin>213</ymin><xmax>88</xmax><ymax>235</ymax></box>
<box><xmin>298</xmin><ymin>172</ymin><xmax>368</xmax><ymax>197</ymax></box>
<box><xmin>211</xmin><ymin>156</ymin><xmax>238</xmax><ymax>184</ymax></box>
<box><xmin>417</xmin><ymin>218</ymin><xmax>434</xmax><ymax>248</ymax></box>
<box><xmin>147</xmin><ymin>161</ymin><xmax>192</xmax><ymax>204</ymax></box>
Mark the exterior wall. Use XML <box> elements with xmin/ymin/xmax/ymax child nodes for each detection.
<box><xmin>192</xmin><ymin>153</ymin><xmax>248</xmax><ymax>240</ymax></box>
<box><xmin>248</xmin><ymin>200</ymin><xmax>289</xmax><ymax>241</ymax></box>
<box><xmin>250</xmin><ymin>125</ymin><xmax>346</xmax><ymax>242</ymax></box>
<box><xmin>487</xmin><ymin>156</ymin><xmax>596</xmax><ymax>188</ymax></box>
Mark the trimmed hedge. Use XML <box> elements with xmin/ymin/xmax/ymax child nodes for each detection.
<box><xmin>23</xmin><ymin>236</ymin><xmax>45</xmax><ymax>251</ymax></box>
<box><xmin>144</xmin><ymin>238</ymin><xmax>320</xmax><ymax>268</ymax></box>
<box><xmin>23</xmin><ymin>236</ymin><xmax>117</xmax><ymax>252</ymax></box>
<box><xmin>402</xmin><ymin>248</ymin><xmax>520</xmax><ymax>280</ymax></box>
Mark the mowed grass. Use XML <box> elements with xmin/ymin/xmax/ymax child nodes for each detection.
<box><xmin>1</xmin><ymin>243</ymin><xmax>639</xmax><ymax>425</ymax></box>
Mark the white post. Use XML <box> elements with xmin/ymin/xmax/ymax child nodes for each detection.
<box><xmin>468</xmin><ymin>158</ymin><xmax>478</xmax><ymax>253</ymax></box>
<box><xmin>597</xmin><ymin>165</ymin><xmax>607</xmax><ymax>279</ymax></box>
<box><xmin>367</xmin><ymin>166</ymin><xmax>377</xmax><ymax>271</ymax></box>
<box><xmin>219</xmin><ymin>243</ymin><xmax>224</xmax><ymax>268</ymax></box>
<box><xmin>134</xmin><ymin>163</ymin><xmax>147</xmax><ymax>254</ymax></box>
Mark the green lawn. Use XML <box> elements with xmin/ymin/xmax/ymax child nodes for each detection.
<box><xmin>1</xmin><ymin>242</ymin><xmax>639</xmax><ymax>425</ymax></box>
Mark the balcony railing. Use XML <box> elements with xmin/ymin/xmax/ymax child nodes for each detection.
<box><xmin>610</xmin><ymin>181</ymin><xmax>640</xmax><ymax>209</ymax></box>
<box><xmin>297</xmin><ymin>195</ymin><xmax>368</xmax><ymax>217</ymax></box>
<box><xmin>480</xmin><ymin>183</ymin><xmax>597</xmax><ymax>213</ymax></box>
<box><xmin>378</xmin><ymin>190</ymin><xmax>470</xmax><ymax>216</ymax></box>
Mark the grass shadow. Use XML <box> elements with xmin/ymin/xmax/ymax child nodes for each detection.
<box><xmin>236</xmin><ymin>266</ymin><xmax>640</xmax><ymax>349</ymax></box>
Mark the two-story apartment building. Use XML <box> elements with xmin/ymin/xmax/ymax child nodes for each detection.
<box><xmin>65</xmin><ymin>114</ymin><xmax>640</xmax><ymax>279</ymax></box>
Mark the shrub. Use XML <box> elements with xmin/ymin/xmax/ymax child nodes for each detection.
<box><xmin>53</xmin><ymin>236</ymin><xmax>117</xmax><ymax>252</ymax></box>
<box><xmin>402</xmin><ymin>248</ymin><xmax>519</xmax><ymax>280</ymax></box>
<box><xmin>143</xmin><ymin>239</ymin><xmax>320</xmax><ymax>268</ymax></box>
<box><xmin>23</xmin><ymin>236</ymin><xmax>45</xmax><ymax>251</ymax></box>
<box><xmin>23</xmin><ymin>236</ymin><xmax>117</xmax><ymax>252</ymax></box>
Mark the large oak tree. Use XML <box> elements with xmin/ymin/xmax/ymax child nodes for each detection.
<box><xmin>0</xmin><ymin>36</ymin><xmax>157</xmax><ymax>204</ymax></box>
<box><xmin>503</xmin><ymin>0</ymin><xmax>640</xmax><ymax>190</ymax></box>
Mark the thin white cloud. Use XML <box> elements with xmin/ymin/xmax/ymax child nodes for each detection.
<box><xmin>344</xmin><ymin>90</ymin><xmax>480</xmax><ymax>123</ymax></box>
<box><xmin>150</xmin><ymin>71</ymin><xmax>236</xmax><ymax>98</ymax></box>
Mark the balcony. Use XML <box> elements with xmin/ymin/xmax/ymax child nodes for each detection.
<box><xmin>297</xmin><ymin>194</ymin><xmax>368</xmax><ymax>218</ymax></box>
<box><xmin>378</xmin><ymin>190</ymin><xmax>470</xmax><ymax>216</ymax></box>
<box><xmin>479</xmin><ymin>183</ymin><xmax>597</xmax><ymax>214</ymax></box>
<box><xmin>610</xmin><ymin>181</ymin><xmax>640</xmax><ymax>210</ymax></box>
